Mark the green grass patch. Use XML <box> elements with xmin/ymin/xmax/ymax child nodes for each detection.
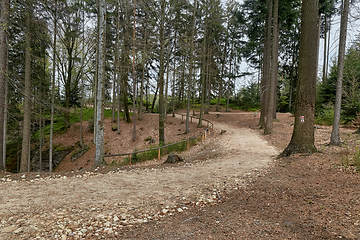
<box><xmin>119</xmin><ymin>137</ymin><xmax>198</xmax><ymax>165</ymax></box>
<box><xmin>34</xmin><ymin>108</ymin><xmax>121</xmax><ymax>140</ymax></box>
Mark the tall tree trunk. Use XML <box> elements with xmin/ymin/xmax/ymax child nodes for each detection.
<box><xmin>260</xmin><ymin>0</ymin><xmax>273</xmax><ymax>129</ymax></box>
<box><xmin>322</xmin><ymin>15</ymin><xmax>328</xmax><ymax>82</ymax></box>
<box><xmin>165</xmin><ymin>55</ymin><xmax>170</xmax><ymax>120</ymax></box>
<box><xmin>49</xmin><ymin>0</ymin><xmax>58</xmax><ymax>172</ymax></box>
<box><xmin>131</xmin><ymin>0</ymin><xmax>137</xmax><ymax>142</ymax></box>
<box><xmin>325</xmin><ymin>18</ymin><xmax>331</xmax><ymax>79</ymax></box>
<box><xmin>112</xmin><ymin>75</ymin><xmax>116</xmax><ymax>123</ymax></box>
<box><xmin>95</xmin><ymin>0</ymin><xmax>106</xmax><ymax>166</ymax></box>
<box><xmin>330</xmin><ymin>0</ymin><xmax>349</xmax><ymax>145</ymax></box>
<box><xmin>158</xmin><ymin>0</ymin><xmax>166</xmax><ymax>145</ymax></box>
<box><xmin>282</xmin><ymin>0</ymin><xmax>319</xmax><ymax>156</ymax></box>
<box><xmin>115</xmin><ymin>0</ymin><xmax>121</xmax><ymax>134</ymax></box>
<box><xmin>0</xmin><ymin>0</ymin><xmax>9</xmax><ymax>170</ymax></box>
<box><xmin>80</xmin><ymin>0</ymin><xmax>85</xmax><ymax>148</ymax></box>
<box><xmin>198</xmin><ymin>34</ymin><xmax>206</xmax><ymax>128</ymax></box>
<box><xmin>120</xmin><ymin>19</ymin><xmax>131</xmax><ymax>123</ymax></box>
<box><xmin>265</xmin><ymin>0</ymin><xmax>279</xmax><ymax>135</ymax></box>
<box><xmin>21</xmin><ymin>5</ymin><xmax>33</xmax><ymax>172</ymax></box>
<box><xmin>151</xmin><ymin>84</ymin><xmax>159</xmax><ymax>113</ymax></box>
<box><xmin>186</xmin><ymin>0</ymin><xmax>197</xmax><ymax>134</ymax></box>
<box><xmin>172</xmin><ymin>32</ymin><xmax>177</xmax><ymax>117</ymax></box>
<box><xmin>138</xmin><ymin>26</ymin><xmax>147</xmax><ymax>121</ymax></box>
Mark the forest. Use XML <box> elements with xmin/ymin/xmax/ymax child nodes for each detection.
<box><xmin>0</xmin><ymin>0</ymin><xmax>358</xmax><ymax>173</ymax></box>
<box><xmin>3</xmin><ymin>0</ymin><xmax>360</xmax><ymax>239</ymax></box>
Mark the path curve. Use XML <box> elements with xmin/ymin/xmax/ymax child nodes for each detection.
<box><xmin>0</xmin><ymin>116</ymin><xmax>278</xmax><ymax>239</ymax></box>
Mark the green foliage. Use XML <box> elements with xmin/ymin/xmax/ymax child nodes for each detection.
<box><xmin>121</xmin><ymin>138</ymin><xmax>198</xmax><ymax>165</ymax></box>
<box><xmin>33</xmin><ymin>108</ymin><xmax>116</xmax><ymax>140</ymax></box>
<box><xmin>232</xmin><ymin>82</ymin><xmax>260</xmax><ymax>111</ymax></box>
<box><xmin>317</xmin><ymin>39</ymin><xmax>360</xmax><ymax>124</ymax></box>
<box><xmin>315</xmin><ymin>104</ymin><xmax>334</xmax><ymax>126</ymax></box>
<box><xmin>342</xmin><ymin>149</ymin><xmax>360</xmax><ymax>173</ymax></box>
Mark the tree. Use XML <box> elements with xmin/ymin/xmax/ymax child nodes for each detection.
<box><xmin>95</xmin><ymin>0</ymin><xmax>106</xmax><ymax>166</ymax></box>
<box><xmin>20</xmin><ymin>2</ymin><xmax>33</xmax><ymax>172</ymax></box>
<box><xmin>261</xmin><ymin>0</ymin><xmax>273</xmax><ymax>131</ymax></box>
<box><xmin>0</xmin><ymin>0</ymin><xmax>10</xmax><ymax>170</ymax></box>
<box><xmin>158</xmin><ymin>0</ymin><xmax>166</xmax><ymax>145</ymax></box>
<box><xmin>281</xmin><ymin>0</ymin><xmax>319</xmax><ymax>156</ymax></box>
<box><xmin>49</xmin><ymin>0</ymin><xmax>58</xmax><ymax>173</ymax></box>
<box><xmin>330</xmin><ymin>0</ymin><xmax>350</xmax><ymax>145</ymax></box>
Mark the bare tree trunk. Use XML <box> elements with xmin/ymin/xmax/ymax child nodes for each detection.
<box><xmin>49</xmin><ymin>0</ymin><xmax>57</xmax><ymax>172</ymax></box>
<box><xmin>198</xmin><ymin>34</ymin><xmax>206</xmax><ymax>128</ymax></box>
<box><xmin>131</xmin><ymin>0</ymin><xmax>137</xmax><ymax>142</ymax></box>
<box><xmin>112</xmin><ymin>76</ymin><xmax>116</xmax><ymax>123</ymax></box>
<box><xmin>115</xmin><ymin>0</ymin><xmax>121</xmax><ymax>134</ymax></box>
<box><xmin>95</xmin><ymin>0</ymin><xmax>106</xmax><ymax>166</ymax></box>
<box><xmin>21</xmin><ymin>5</ymin><xmax>33</xmax><ymax>172</ymax></box>
<box><xmin>326</xmin><ymin>19</ymin><xmax>331</xmax><ymax>79</ymax></box>
<box><xmin>260</xmin><ymin>0</ymin><xmax>273</xmax><ymax>129</ymax></box>
<box><xmin>165</xmin><ymin>56</ymin><xmax>170</xmax><ymax>120</ymax></box>
<box><xmin>186</xmin><ymin>0</ymin><xmax>197</xmax><ymax>134</ymax></box>
<box><xmin>0</xmin><ymin>0</ymin><xmax>9</xmax><ymax>170</ymax></box>
<box><xmin>172</xmin><ymin>32</ymin><xmax>177</xmax><ymax>117</ymax></box>
<box><xmin>158</xmin><ymin>0</ymin><xmax>166</xmax><ymax>145</ymax></box>
<box><xmin>39</xmin><ymin>102</ymin><xmax>43</xmax><ymax>171</ymax></box>
<box><xmin>330</xmin><ymin>0</ymin><xmax>349</xmax><ymax>145</ymax></box>
<box><xmin>138</xmin><ymin>26</ymin><xmax>147</xmax><ymax>121</ymax></box>
<box><xmin>322</xmin><ymin>15</ymin><xmax>328</xmax><ymax>82</ymax></box>
<box><xmin>3</xmin><ymin>77</ymin><xmax>7</xmax><ymax>170</ymax></box>
<box><xmin>80</xmin><ymin>0</ymin><xmax>85</xmax><ymax>148</ymax></box>
<box><xmin>265</xmin><ymin>0</ymin><xmax>279</xmax><ymax>135</ymax></box>
<box><xmin>282</xmin><ymin>0</ymin><xmax>319</xmax><ymax>156</ymax></box>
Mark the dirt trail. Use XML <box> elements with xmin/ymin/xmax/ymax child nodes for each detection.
<box><xmin>0</xmin><ymin>115</ymin><xmax>278</xmax><ymax>239</ymax></box>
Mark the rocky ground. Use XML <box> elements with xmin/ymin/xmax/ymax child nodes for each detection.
<box><xmin>1</xmin><ymin>112</ymin><xmax>360</xmax><ymax>239</ymax></box>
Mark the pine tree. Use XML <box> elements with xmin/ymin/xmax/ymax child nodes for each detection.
<box><xmin>282</xmin><ymin>0</ymin><xmax>319</xmax><ymax>156</ymax></box>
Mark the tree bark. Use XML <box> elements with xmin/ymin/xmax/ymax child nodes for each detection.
<box><xmin>115</xmin><ymin>0</ymin><xmax>121</xmax><ymax>134</ymax></box>
<box><xmin>186</xmin><ymin>0</ymin><xmax>197</xmax><ymax>134</ymax></box>
<box><xmin>282</xmin><ymin>0</ymin><xmax>319</xmax><ymax>156</ymax></box>
<box><xmin>172</xmin><ymin>32</ymin><xmax>177</xmax><ymax>117</ymax></box>
<box><xmin>260</xmin><ymin>0</ymin><xmax>273</xmax><ymax>130</ymax></box>
<box><xmin>264</xmin><ymin>0</ymin><xmax>279</xmax><ymax>135</ymax></box>
<box><xmin>95</xmin><ymin>0</ymin><xmax>106</xmax><ymax>166</ymax></box>
<box><xmin>198</xmin><ymin>34</ymin><xmax>207</xmax><ymax>128</ymax></box>
<box><xmin>330</xmin><ymin>0</ymin><xmax>349</xmax><ymax>145</ymax></box>
<box><xmin>322</xmin><ymin>15</ymin><xmax>328</xmax><ymax>82</ymax></box>
<box><xmin>0</xmin><ymin>0</ymin><xmax>9</xmax><ymax>170</ymax></box>
<box><xmin>49</xmin><ymin>0</ymin><xmax>58</xmax><ymax>172</ymax></box>
<box><xmin>158</xmin><ymin>0</ymin><xmax>166</xmax><ymax>145</ymax></box>
<box><xmin>131</xmin><ymin>0</ymin><xmax>137</xmax><ymax>142</ymax></box>
<box><xmin>20</xmin><ymin>4</ymin><xmax>33</xmax><ymax>172</ymax></box>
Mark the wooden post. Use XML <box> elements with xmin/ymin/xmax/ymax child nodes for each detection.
<box><xmin>158</xmin><ymin>148</ymin><xmax>161</xmax><ymax>160</ymax></box>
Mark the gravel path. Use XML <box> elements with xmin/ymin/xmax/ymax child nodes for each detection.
<box><xmin>0</xmin><ymin>117</ymin><xmax>278</xmax><ymax>239</ymax></box>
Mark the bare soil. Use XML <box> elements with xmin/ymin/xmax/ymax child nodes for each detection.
<box><xmin>55</xmin><ymin>114</ymin><xmax>204</xmax><ymax>171</ymax></box>
<box><xmin>1</xmin><ymin>112</ymin><xmax>360</xmax><ymax>240</ymax></box>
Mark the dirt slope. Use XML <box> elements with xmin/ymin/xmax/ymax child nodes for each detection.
<box><xmin>0</xmin><ymin>114</ymin><xmax>277</xmax><ymax>239</ymax></box>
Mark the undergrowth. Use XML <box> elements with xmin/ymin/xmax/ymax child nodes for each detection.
<box><xmin>112</xmin><ymin>137</ymin><xmax>199</xmax><ymax>166</ymax></box>
<box><xmin>341</xmin><ymin>148</ymin><xmax>360</xmax><ymax>172</ymax></box>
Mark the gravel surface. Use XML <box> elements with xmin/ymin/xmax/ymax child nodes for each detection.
<box><xmin>0</xmin><ymin>114</ymin><xmax>277</xmax><ymax>239</ymax></box>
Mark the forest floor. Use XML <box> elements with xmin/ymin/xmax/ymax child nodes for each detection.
<box><xmin>55</xmin><ymin>113</ymin><xmax>204</xmax><ymax>171</ymax></box>
<box><xmin>1</xmin><ymin>111</ymin><xmax>360</xmax><ymax>239</ymax></box>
